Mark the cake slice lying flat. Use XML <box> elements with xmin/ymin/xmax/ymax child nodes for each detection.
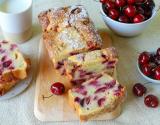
<box><xmin>38</xmin><ymin>5</ymin><xmax>102</xmax><ymax>75</ymax></box>
<box><xmin>65</xmin><ymin>47</ymin><xmax>118</xmax><ymax>85</ymax></box>
<box><xmin>0</xmin><ymin>40</ymin><xmax>28</xmax><ymax>95</ymax></box>
<box><xmin>68</xmin><ymin>73</ymin><xmax>125</xmax><ymax>121</ymax></box>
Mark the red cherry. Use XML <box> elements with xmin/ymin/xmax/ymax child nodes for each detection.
<box><xmin>105</xmin><ymin>1</ymin><xmax>115</xmax><ymax>10</ymax></box>
<box><xmin>156</xmin><ymin>48</ymin><xmax>160</xmax><ymax>56</ymax></box>
<box><xmin>137</xmin><ymin>6</ymin><xmax>145</xmax><ymax>15</ymax></box>
<box><xmin>100</xmin><ymin>0</ymin><xmax>107</xmax><ymax>4</ymax></box>
<box><xmin>118</xmin><ymin>15</ymin><xmax>130</xmax><ymax>23</ymax></box>
<box><xmin>144</xmin><ymin>7</ymin><xmax>152</xmax><ymax>19</ymax></box>
<box><xmin>154</xmin><ymin>66</ymin><xmax>160</xmax><ymax>80</ymax></box>
<box><xmin>154</xmin><ymin>56</ymin><xmax>160</xmax><ymax>65</ymax></box>
<box><xmin>127</xmin><ymin>0</ymin><xmax>136</xmax><ymax>4</ymax></box>
<box><xmin>3</xmin><ymin>60</ymin><xmax>12</xmax><ymax>68</ymax></box>
<box><xmin>141</xmin><ymin>64</ymin><xmax>152</xmax><ymax>76</ymax></box>
<box><xmin>145</xmin><ymin>0</ymin><xmax>155</xmax><ymax>9</ymax></box>
<box><xmin>115</xmin><ymin>0</ymin><xmax>126</xmax><ymax>7</ymax></box>
<box><xmin>108</xmin><ymin>9</ymin><xmax>120</xmax><ymax>20</ymax></box>
<box><xmin>124</xmin><ymin>5</ymin><xmax>137</xmax><ymax>17</ymax></box>
<box><xmin>50</xmin><ymin>82</ymin><xmax>65</xmax><ymax>95</ymax></box>
<box><xmin>138</xmin><ymin>52</ymin><xmax>150</xmax><ymax>65</ymax></box>
<box><xmin>133</xmin><ymin>14</ymin><xmax>145</xmax><ymax>23</ymax></box>
<box><xmin>132</xmin><ymin>83</ymin><xmax>146</xmax><ymax>97</ymax></box>
<box><xmin>136</xmin><ymin>0</ymin><xmax>145</xmax><ymax>4</ymax></box>
<box><xmin>144</xmin><ymin>95</ymin><xmax>159</xmax><ymax>108</ymax></box>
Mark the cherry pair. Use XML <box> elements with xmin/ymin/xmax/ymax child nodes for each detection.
<box><xmin>133</xmin><ymin>83</ymin><xmax>159</xmax><ymax>108</ymax></box>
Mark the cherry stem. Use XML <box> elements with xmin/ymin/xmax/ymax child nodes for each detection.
<box><xmin>42</xmin><ymin>94</ymin><xmax>53</xmax><ymax>100</ymax></box>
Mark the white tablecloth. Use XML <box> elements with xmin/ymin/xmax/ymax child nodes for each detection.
<box><xmin>0</xmin><ymin>0</ymin><xmax>160</xmax><ymax>125</ymax></box>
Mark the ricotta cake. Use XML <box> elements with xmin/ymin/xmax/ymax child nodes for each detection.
<box><xmin>38</xmin><ymin>5</ymin><xmax>102</xmax><ymax>74</ymax></box>
<box><xmin>68</xmin><ymin>73</ymin><xmax>125</xmax><ymax>121</ymax></box>
<box><xmin>65</xmin><ymin>47</ymin><xmax>118</xmax><ymax>85</ymax></box>
<box><xmin>0</xmin><ymin>40</ymin><xmax>28</xmax><ymax>95</ymax></box>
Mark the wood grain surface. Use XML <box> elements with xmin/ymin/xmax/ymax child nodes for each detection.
<box><xmin>34</xmin><ymin>31</ymin><xmax>122</xmax><ymax>121</ymax></box>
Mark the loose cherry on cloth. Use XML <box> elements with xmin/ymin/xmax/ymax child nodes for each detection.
<box><xmin>132</xmin><ymin>83</ymin><xmax>147</xmax><ymax>97</ymax></box>
<box><xmin>144</xmin><ymin>94</ymin><xmax>159</xmax><ymax>108</ymax></box>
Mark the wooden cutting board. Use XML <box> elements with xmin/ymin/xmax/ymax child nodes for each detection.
<box><xmin>34</xmin><ymin>31</ymin><xmax>120</xmax><ymax>122</ymax></box>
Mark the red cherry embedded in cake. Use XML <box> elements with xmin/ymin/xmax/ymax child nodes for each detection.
<box><xmin>132</xmin><ymin>83</ymin><xmax>146</xmax><ymax>97</ymax></box>
<box><xmin>100</xmin><ymin>0</ymin><xmax>107</xmax><ymax>4</ymax></box>
<box><xmin>154</xmin><ymin>66</ymin><xmax>160</xmax><ymax>80</ymax></box>
<box><xmin>50</xmin><ymin>82</ymin><xmax>65</xmax><ymax>95</ymax></box>
<box><xmin>115</xmin><ymin>0</ymin><xmax>126</xmax><ymax>7</ymax></box>
<box><xmin>105</xmin><ymin>1</ymin><xmax>115</xmax><ymax>10</ymax></box>
<box><xmin>124</xmin><ymin>5</ymin><xmax>137</xmax><ymax>17</ymax></box>
<box><xmin>156</xmin><ymin>48</ymin><xmax>160</xmax><ymax>56</ymax></box>
<box><xmin>141</xmin><ymin>64</ymin><xmax>152</xmax><ymax>76</ymax></box>
<box><xmin>144</xmin><ymin>94</ymin><xmax>159</xmax><ymax>108</ymax></box>
<box><xmin>138</xmin><ymin>52</ymin><xmax>150</xmax><ymax>65</ymax></box>
<box><xmin>133</xmin><ymin>14</ymin><xmax>145</xmax><ymax>23</ymax></box>
<box><xmin>108</xmin><ymin>9</ymin><xmax>120</xmax><ymax>20</ymax></box>
<box><xmin>3</xmin><ymin>60</ymin><xmax>12</xmax><ymax>68</ymax></box>
<box><xmin>118</xmin><ymin>15</ymin><xmax>130</xmax><ymax>23</ymax></box>
<box><xmin>127</xmin><ymin>0</ymin><xmax>135</xmax><ymax>4</ymax></box>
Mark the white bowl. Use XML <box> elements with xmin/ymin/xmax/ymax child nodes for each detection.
<box><xmin>137</xmin><ymin>60</ymin><xmax>160</xmax><ymax>84</ymax></box>
<box><xmin>100</xmin><ymin>5</ymin><xmax>157</xmax><ymax>37</ymax></box>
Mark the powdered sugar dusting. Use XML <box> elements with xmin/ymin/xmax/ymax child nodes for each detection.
<box><xmin>58</xmin><ymin>28</ymin><xmax>86</xmax><ymax>49</ymax></box>
<box><xmin>69</xmin><ymin>5</ymin><xmax>88</xmax><ymax>24</ymax></box>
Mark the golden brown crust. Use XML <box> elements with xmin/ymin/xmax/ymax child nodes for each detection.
<box><xmin>38</xmin><ymin>5</ymin><xmax>102</xmax><ymax>64</ymax></box>
<box><xmin>0</xmin><ymin>58</ymin><xmax>30</xmax><ymax>96</ymax></box>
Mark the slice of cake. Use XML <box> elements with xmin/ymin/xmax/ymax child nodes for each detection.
<box><xmin>38</xmin><ymin>5</ymin><xmax>102</xmax><ymax>74</ymax></box>
<box><xmin>68</xmin><ymin>73</ymin><xmax>125</xmax><ymax>121</ymax></box>
<box><xmin>64</xmin><ymin>47</ymin><xmax>118</xmax><ymax>85</ymax></box>
<box><xmin>0</xmin><ymin>40</ymin><xmax>28</xmax><ymax>95</ymax></box>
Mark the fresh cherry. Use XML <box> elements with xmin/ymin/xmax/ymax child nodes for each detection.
<box><xmin>145</xmin><ymin>0</ymin><xmax>155</xmax><ymax>9</ymax></box>
<box><xmin>141</xmin><ymin>64</ymin><xmax>152</xmax><ymax>76</ymax></box>
<box><xmin>100</xmin><ymin>0</ymin><xmax>107</xmax><ymax>4</ymax></box>
<box><xmin>127</xmin><ymin>0</ymin><xmax>135</xmax><ymax>4</ymax></box>
<box><xmin>138</xmin><ymin>52</ymin><xmax>150</xmax><ymax>65</ymax></box>
<box><xmin>133</xmin><ymin>14</ymin><xmax>145</xmax><ymax>23</ymax></box>
<box><xmin>144</xmin><ymin>94</ymin><xmax>159</xmax><ymax>108</ymax></box>
<box><xmin>144</xmin><ymin>7</ymin><xmax>152</xmax><ymax>18</ymax></box>
<box><xmin>115</xmin><ymin>0</ymin><xmax>126</xmax><ymax>7</ymax></box>
<box><xmin>124</xmin><ymin>5</ymin><xmax>137</xmax><ymax>18</ymax></box>
<box><xmin>154</xmin><ymin>56</ymin><xmax>160</xmax><ymax>65</ymax></box>
<box><xmin>105</xmin><ymin>1</ymin><xmax>115</xmax><ymax>10</ymax></box>
<box><xmin>154</xmin><ymin>66</ymin><xmax>160</xmax><ymax>80</ymax></box>
<box><xmin>136</xmin><ymin>0</ymin><xmax>145</xmax><ymax>4</ymax></box>
<box><xmin>156</xmin><ymin>48</ymin><xmax>160</xmax><ymax>56</ymax></box>
<box><xmin>50</xmin><ymin>82</ymin><xmax>65</xmax><ymax>95</ymax></box>
<box><xmin>132</xmin><ymin>83</ymin><xmax>146</xmax><ymax>97</ymax></box>
<box><xmin>136</xmin><ymin>6</ymin><xmax>144</xmax><ymax>15</ymax></box>
<box><xmin>108</xmin><ymin>9</ymin><xmax>120</xmax><ymax>20</ymax></box>
<box><xmin>118</xmin><ymin>15</ymin><xmax>130</xmax><ymax>23</ymax></box>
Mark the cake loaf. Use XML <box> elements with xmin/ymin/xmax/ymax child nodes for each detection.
<box><xmin>65</xmin><ymin>47</ymin><xmax>118</xmax><ymax>85</ymax></box>
<box><xmin>68</xmin><ymin>73</ymin><xmax>125</xmax><ymax>121</ymax></box>
<box><xmin>0</xmin><ymin>40</ymin><xmax>28</xmax><ymax>95</ymax></box>
<box><xmin>38</xmin><ymin>5</ymin><xmax>102</xmax><ymax>74</ymax></box>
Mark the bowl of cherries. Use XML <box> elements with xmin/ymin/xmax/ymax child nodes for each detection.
<box><xmin>100</xmin><ymin>0</ymin><xmax>156</xmax><ymax>37</ymax></box>
<box><xmin>138</xmin><ymin>48</ymin><xmax>160</xmax><ymax>84</ymax></box>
